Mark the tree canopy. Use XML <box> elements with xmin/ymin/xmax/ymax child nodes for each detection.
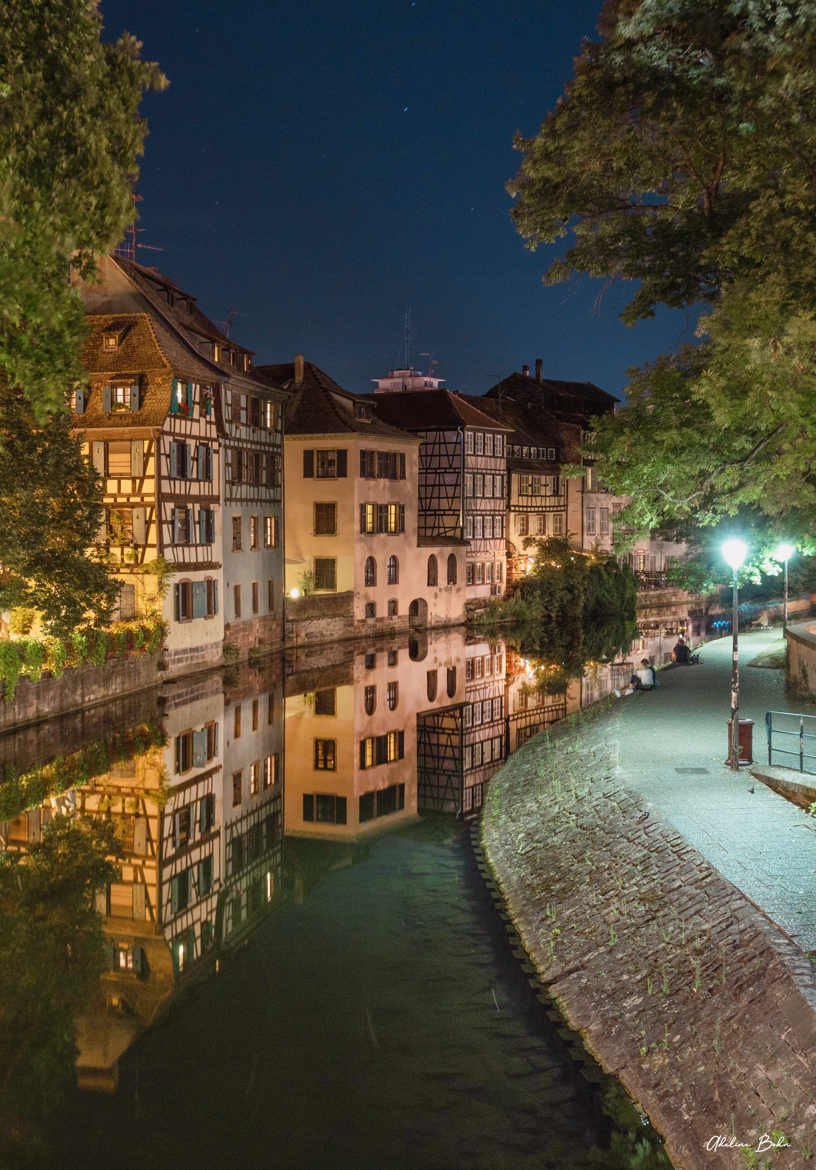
<box><xmin>0</xmin><ymin>0</ymin><xmax>167</xmax><ymax>418</ymax></box>
<box><xmin>0</xmin><ymin>384</ymin><xmax>116</xmax><ymax>633</ymax></box>
<box><xmin>509</xmin><ymin>0</ymin><xmax>816</xmax><ymax>539</ymax></box>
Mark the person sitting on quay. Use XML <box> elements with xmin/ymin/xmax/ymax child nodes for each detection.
<box><xmin>630</xmin><ymin>659</ymin><xmax>657</xmax><ymax>691</ymax></box>
<box><xmin>672</xmin><ymin>636</ymin><xmax>691</xmax><ymax>664</ymax></box>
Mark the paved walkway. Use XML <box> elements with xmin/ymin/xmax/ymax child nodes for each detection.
<box><xmin>615</xmin><ymin>628</ymin><xmax>816</xmax><ymax>953</ymax></box>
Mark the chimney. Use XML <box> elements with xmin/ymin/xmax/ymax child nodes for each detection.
<box><xmin>522</xmin><ymin>364</ymin><xmax>530</xmax><ymax>377</ymax></box>
<box><xmin>294</xmin><ymin>353</ymin><xmax>304</xmax><ymax>385</ymax></box>
<box><xmin>535</xmin><ymin>358</ymin><xmax>542</xmax><ymax>383</ymax></box>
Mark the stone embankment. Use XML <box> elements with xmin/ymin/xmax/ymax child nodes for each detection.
<box><xmin>481</xmin><ymin>702</ymin><xmax>816</xmax><ymax>1170</ymax></box>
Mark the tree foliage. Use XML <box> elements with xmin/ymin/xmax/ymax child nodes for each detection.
<box><xmin>0</xmin><ymin>815</ymin><xmax>121</xmax><ymax>1164</ymax></box>
<box><xmin>482</xmin><ymin>540</ymin><xmax>638</xmax><ymax>686</ymax></box>
<box><xmin>0</xmin><ymin>384</ymin><xmax>116</xmax><ymax>632</ymax></box>
<box><xmin>510</xmin><ymin>0</ymin><xmax>816</xmax><ymax>534</ymax></box>
<box><xmin>0</xmin><ymin>0</ymin><xmax>167</xmax><ymax>417</ymax></box>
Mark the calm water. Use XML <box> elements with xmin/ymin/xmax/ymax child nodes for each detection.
<box><xmin>1</xmin><ymin>627</ymin><xmax>672</xmax><ymax>1168</ymax></box>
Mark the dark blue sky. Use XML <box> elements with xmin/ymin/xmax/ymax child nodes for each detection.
<box><xmin>101</xmin><ymin>0</ymin><xmax>695</xmax><ymax>398</ymax></box>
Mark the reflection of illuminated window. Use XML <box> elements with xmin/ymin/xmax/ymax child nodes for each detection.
<box><xmin>314</xmin><ymin>739</ymin><xmax>336</xmax><ymax>770</ymax></box>
<box><xmin>302</xmin><ymin>793</ymin><xmax>347</xmax><ymax>824</ymax></box>
<box><xmin>427</xmin><ymin>670</ymin><xmax>437</xmax><ymax>701</ymax></box>
<box><xmin>364</xmin><ymin>686</ymin><xmax>376</xmax><ymax>715</ymax></box>
<box><xmin>387</xmin><ymin>682</ymin><xmax>398</xmax><ymax>710</ymax></box>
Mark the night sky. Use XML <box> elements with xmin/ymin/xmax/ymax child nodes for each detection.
<box><xmin>100</xmin><ymin>0</ymin><xmax>695</xmax><ymax>399</ymax></box>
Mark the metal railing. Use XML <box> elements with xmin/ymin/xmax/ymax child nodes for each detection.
<box><xmin>765</xmin><ymin>710</ymin><xmax>816</xmax><ymax>774</ymax></box>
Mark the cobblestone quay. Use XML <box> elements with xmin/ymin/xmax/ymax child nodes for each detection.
<box><xmin>481</xmin><ymin>701</ymin><xmax>816</xmax><ymax>1170</ymax></box>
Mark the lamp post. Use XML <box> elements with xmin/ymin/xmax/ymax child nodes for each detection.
<box><xmin>722</xmin><ymin>538</ymin><xmax>748</xmax><ymax>771</ymax></box>
<box><xmin>774</xmin><ymin>542</ymin><xmax>795</xmax><ymax>630</ymax></box>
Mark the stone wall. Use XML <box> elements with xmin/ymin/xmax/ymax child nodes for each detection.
<box><xmin>223</xmin><ymin>613</ymin><xmax>284</xmax><ymax>658</ymax></box>
<box><xmin>785</xmin><ymin>620</ymin><xmax>816</xmax><ymax>698</ymax></box>
<box><xmin>481</xmin><ymin>705</ymin><xmax>816</xmax><ymax>1170</ymax></box>
<box><xmin>0</xmin><ymin>652</ymin><xmax>161</xmax><ymax>734</ymax></box>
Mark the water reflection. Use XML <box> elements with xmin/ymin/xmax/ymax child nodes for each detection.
<box><xmin>0</xmin><ymin>623</ymin><xmax>683</xmax><ymax>1167</ymax></box>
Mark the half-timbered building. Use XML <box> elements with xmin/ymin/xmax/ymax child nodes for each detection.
<box><xmin>254</xmin><ymin>358</ymin><xmax>466</xmax><ymax>639</ymax></box>
<box><xmin>370</xmin><ymin>390</ymin><xmax>512</xmax><ymax>612</ymax></box>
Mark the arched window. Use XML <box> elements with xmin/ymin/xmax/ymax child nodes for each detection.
<box><xmin>427</xmin><ymin>555</ymin><xmax>438</xmax><ymax>586</ymax></box>
<box><xmin>364</xmin><ymin>685</ymin><xmax>376</xmax><ymax>715</ymax></box>
<box><xmin>427</xmin><ymin>669</ymin><xmax>438</xmax><ymax>701</ymax></box>
<box><xmin>387</xmin><ymin>555</ymin><xmax>399</xmax><ymax>585</ymax></box>
<box><xmin>386</xmin><ymin>681</ymin><xmax>398</xmax><ymax>710</ymax></box>
<box><xmin>447</xmin><ymin>554</ymin><xmax>457</xmax><ymax>585</ymax></box>
<box><xmin>447</xmin><ymin>666</ymin><xmax>457</xmax><ymax>698</ymax></box>
<box><xmin>364</xmin><ymin>556</ymin><xmax>376</xmax><ymax>587</ymax></box>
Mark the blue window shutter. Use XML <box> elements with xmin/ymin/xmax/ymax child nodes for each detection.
<box><xmin>198</xmin><ymin>509</ymin><xmax>206</xmax><ymax>545</ymax></box>
<box><xmin>174</xmin><ymin>583</ymin><xmax>181</xmax><ymax>621</ymax></box>
<box><xmin>192</xmin><ymin>727</ymin><xmax>207</xmax><ymax>765</ymax></box>
<box><xmin>172</xmin><ymin>508</ymin><xmax>181</xmax><ymax>544</ymax></box>
<box><xmin>170</xmin><ymin>379</ymin><xmax>179</xmax><ymax>414</ymax></box>
<box><xmin>102</xmin><ymin>385</ymin><xmax>112</xmax><ymax>413</ymax></box>
<box><xmin>207</xmin><ymin>511</ymin><xmax>215</xmax><ymax>544</ymax></box>
<box><xmin>132</xmin><ymin>946</ymin><xmax>145</xmax><ymax>976</ymax></box>
<box><xmin>169</xmin><ymin>442</ymin><xmax>177</xmax><ymax>478</ymax></box>
<box><xmin>75</xmin><ymin>387</ymin><xmax>86</xmax><ymax>413</ymax></box>
<box><xmin>337</xmin><ymin>449</ymin><xmax>347</xmax><ymax>477</ymax></box>
<box><xmin>212</xmin><ymin>580</ymin><xmax>218</xmax><ymax>614</ymax></box>
<box><xmin>186</xmin><ymin>382</ymin><xmax>193</xmax><ymax>412</ymax></box>
<box><xmin>130</xmin><ymin>382</ymin><xmax>140</xmax><ymax>410</ymax></box>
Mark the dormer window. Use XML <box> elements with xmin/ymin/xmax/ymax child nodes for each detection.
<box><xmin>354</xmin><ymin>403</ymin><xmax>370</xmax><ymax>420</ymax></box>
<box><xmin>213</xmin><ymin>343</ymin><xmax>221</xmax><ymax>362</ymax></box>
<box><xmin>103</xmin><ymin>332</ymin><xmax>119</xmax><ymax>352</ymax></box>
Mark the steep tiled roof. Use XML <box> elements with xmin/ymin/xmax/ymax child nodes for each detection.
<box><xmin>254</xmin><ymin>361</ymin><xmax>416</xmax><ymax>439</ymax></box>
<box><xmin>485</xmin><ymin>370</ymin><xmax>617</xmax><ymax>422</ymax></box>
<box><xmin>77</xmin><ymin>313</ymin><xmax>180</xmax><ymax>428</ymax></box>
<box><xmin>371</xmin><ymin>389</ymin><xmax>513</xmax><ymax>433</ymax></box>
<box><xmin>460</xmin><ymin>395</ymin><xmax>581</xmax><ymax>462</ymax></box>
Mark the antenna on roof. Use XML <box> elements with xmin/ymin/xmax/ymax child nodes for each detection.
<box><xmin>113</xmin><ymin>193</ymin><xmax>164</xmax><ymax>262</ymax></box>
<box><xmin>402</xmin><ymin>306</ymin><xmax>412</xmax><ymax>368</ymax></box>
<box><xmin>218</xmin><ymin>308</ymin><xmax>245</xmax><ymax>337</ymax></box>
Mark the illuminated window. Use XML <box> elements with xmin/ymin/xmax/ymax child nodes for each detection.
<box><xmin>250</xmin><ymin>516</ymin><xmax>259</xmax><ymax>549</ymax></box>
<box><xmin>314</xmin><ymin>739</ymin><xmax>336</xmax><ymax>770</ymax></box>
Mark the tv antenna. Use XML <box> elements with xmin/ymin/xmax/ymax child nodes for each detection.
<box><xmin>114</xmin><ymin>194</ymin><xmax>165</xmax><ymax>263</ymax></box>
<box><xmin>402</xmin><ymin>306</ymin><xmax>412</xmax><ymax>368</ymax></box>
<box><xmin>218</xmin><ymin>308</ymin><xmax>246</xmax><ymax>337</ymax></box>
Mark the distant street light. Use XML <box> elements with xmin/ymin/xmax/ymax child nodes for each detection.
<box><xmin>722</xmin><ymin>538</ymin><xmax>748</xmax><ymax>770</ymax></box>
<box><xmin>774</xmin><ymin>542</ymin><xmax>796</xmax><ymax>630</ymax></box>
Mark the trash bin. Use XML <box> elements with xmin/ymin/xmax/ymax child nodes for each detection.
<box><xmin>726</xmin><ymin>718</ymin><xmax>754</xmax><ymax>765</ymax></box>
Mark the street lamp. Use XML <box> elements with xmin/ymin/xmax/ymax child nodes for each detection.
<box><xmin>722</xmin><ymin>538</ymin><xmax>748</xmax><ymax>770</ymax></box>
<box><xmin>774</xmin><ymin>542</ymin><xmax>795</xmax><ymax>630</ymax></box>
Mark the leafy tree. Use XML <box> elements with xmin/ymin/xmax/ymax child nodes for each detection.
<box><xmin>0</xmin><ymin>815</ymin><xmax>121</xmax><ymax>1165</ymax></box>
<box><xmin>0</xmin><ymin>383</ymin><xmax>117</xmax><ymax>633</ymax></box>
<box><xmin>510</xmin><ymin>0</ymin><xmax>816</xmax><ymax>533</ymax></box>
<box><xmin>0</xmin><ymin>0</ymin><xmax>167</xmax><ymax>418</ymax></box>
<box><xmin>482</xmin><ymin>539</ymin><xmax>638</xmax><ymax>685</ymax></box>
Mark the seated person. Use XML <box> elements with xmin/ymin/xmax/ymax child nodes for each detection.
<box><xmin>630</xmin><ymin>659</ymin><xmax>656</xmax><ymax>690</ymax></box>
<box><xmin>672</xmin><ymin>636</ymin><xmax>690</xmax><ymax>664</ymax></box>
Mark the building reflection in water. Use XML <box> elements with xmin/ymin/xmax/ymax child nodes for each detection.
<box><xmin>0</xmin><ymin>612</ymin><xmax>692</xmax><ymax>1091</ymax></box>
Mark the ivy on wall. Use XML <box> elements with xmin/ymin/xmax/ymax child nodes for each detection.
<box><xmin>0</xmin><ymin>617</ymin><xmax>165</xmax><ymax>702</ymax></box>
<box><xmin>0</xmin><ymin>719</ymin><xmax>166</xmax><ymax>821</ymax></box>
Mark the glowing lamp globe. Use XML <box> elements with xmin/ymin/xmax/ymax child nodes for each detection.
<box><xmin>775</xmin><ymin>542</ymin><xmax>795</xmax><ymax>562</ymax></box>
<box><xmin>721</xmin><ymin>538</ymin><xmax>748</xmax><ymax>572</ymax></box>
<box><xmin>289</xmin><ymin>587</ymin><xmax>300</xmax><ymax>599</ymax></box>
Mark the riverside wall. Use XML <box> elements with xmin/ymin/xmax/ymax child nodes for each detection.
<box><xmin>480</xmin><ymin>704</ymin><xmax>816</xmax><ymax>1170</ymax></box>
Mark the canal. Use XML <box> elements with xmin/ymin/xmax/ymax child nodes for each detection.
<box><xmin>0</xmin><ymin>626</ymin><xmax>674</xmax><ymax>1168</ymax></box>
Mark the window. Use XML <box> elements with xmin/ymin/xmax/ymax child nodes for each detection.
<box><xmin>476</xmin><ymin>562</ymin><xmax>484</xmax><ymax>584</ymax></box>
<box><xmin>302</xmin><ymin>794</ymin><xmax>347</xmax><ymax>824</ymax></box>
<box><xmin>264</xmin><ymin>401</ymin><xmax>276</xmax><ymax>429</ymax></box>
<box><xmin>465</xmin><ymin>431</ymin><xmax>474</xmax><ymax>454</ymax></box>
<box><xmin>314</xmin><ymin>502</ymin><xmax>336</xmax><ymax>535</ymax></box>
<box><xmin>314</xmin><ymin>558</ymin><xmax>337</xmax><ymax>591</ymax></box>
<box><xmin>465</xmin><ymin>563</ymin><xmax>474</xmax><ymax>585</ymax></box>
<box><xmin>264</xmin><ymin>515</ymin><xmax>277</xmax><ymax>547</ymax></box>
<box><xmin>198</xmin><ymin>507</ymin><xmax>215</xmax><ymax>545</ymax></box>
<box><xmin>365</xmin><ymin>685</ymin><xmax>376</xmax><ymax>714</ymax></box>
<box><xmin>174</xmin><ymin>581</ymin><xmax>192</xmax><ymax>621</ymax></box>
<box><xmin>365</xmin><ymin>601</ymin><xmax>376</xmax><ymax>619</ymax></box>
<box><xmin>386</xmin><ymin>555</ymin><xmax>398</xmax><ymax>585</ymax></box>
<box><xmin>359</xmin><ymin>783</ymin><xmax>405</xmax><ymax>823</ymax></box>
<box><xmin>536</xmin><ymin>514</ymin><xmax>546</xmax><ymax>535</ymax></box>
<box><xmin>386</xmin><ymin>681</ymin><xmax>398</xmax><ymax>710</ymax></box>
<box><xmin>474</xmin><ymin>473</ymin><xmax>484</xmax><ymax>497</ymax></box>
<box><xmin>517</xmin><ymin>514</ymin><xmax>529</xmax><ymax>536</ymax></box>
<box><xmin>232</xmin><ymin>771</ymin><xmax>242</xmax><ymax>807</ymax></box>
<box><xmin>365</xmin><ymin>652</ymin><xmax>376</xmax><ymax>669</ymax></box>
<box><xmin>314</xmin><ymin>739</ymin><xmax>336</xmax><ymax>770</ymax></box>
<box><xmin>233</xmin><ymin>705</ymin><xmax>241</xmax><ymax>738</ymax></box>
<box><xmin>387</xmin><ymin>599</ymin><xmax>397</xmax><ymax>617</ymax></box>
<box><xmin>169</xmin><ymin>440</ymin><xmax>190</xmax><ymax>479</ymax></box>
<box><xmin>427</xmin><ymin>555</ymin><xmax>438</xmax><ymax>586</ymax></box>
<box><xmin>196</xmin><ymin>443</ymin><xmax>213</xmax><ymax>482</ymax></box>
<box><xmin>485</xmin><ymin>433</ymin><xmax>493</xmax><ymax>456</ymax></box>
<box><xmin>263</xmin><ymin>754</ymin><xmax>279</xmax><ymax>788</ymax></box>
<box><xmin>465</xmin><ymin>473</ymin><xmax>473</xmax><ymax>497</ymax></box>
<box><xmin>199</xmin><ymin>793</ymin><xmax>216</xmax><ymax>833</ymax></box>
<box><xmin>230</xmin><ymin>449</ymin><xmax>244</xmax><ymax>483</ymax></box>
<box><xmin>585</xmin><ymin>508</ymin><xmax>597</xmax><ymax>535</ymax></box>
<box><xmin>246</xmin><ymin>515</ymin><xmax>257</xmax><ymax>549</ymax></box>
<box><xmin>172</xmin><ymin>506</ymin><xmax>190</xmax><ymax>545</ymax></box>
<box><xmin>233</xmin><ymin>583</ymin><xmax>242</xmax><ymax>618</ymax></box>
<box><xmin>250</xmin><ymin>761</ymin><xmax>260</xmax><ymax>795</ymax></box>
<box><xmin>315</xmin><ymin>689</ymin><xmax>336</xmax><ymax>715</ymax></box>
<box><xmin>447</xmin><ymin>554</ymin><xmax>457</xmax><ymax>584</ymax></box>
<box><xmin>427</xmin><ymin>670</ymin><xmax>438</xmax><ymax>701</ymax></box>
<box><xmin>364</xmin><ymin>556</ymin><xmax>376</xmax><ymax>587</ymax></box>
<box><xmin>248</xmin><ymin>396</ymin><xmax>261</xmax><ymax>428</ymax></box>
<box><xmin>600</xmin><ymin>508</ymin><xmax>610</xmax><ymax>535</ymax></box>
<box><xmin>359</xmin><ymin>730</ymin><xmax>405</xmax><ymax>768</ymax></box>
<box><xmin>475</xmin><ymin>432</ymin><xmax>484</xmax><ymax>455</ymax></box>
<box><xmin>465</xmin><ymin>515</ymin><xmax>473</xmax><ymax>540</ymax></box>
<box><xmin>252</xmin><ymin>581</ymin><xmax>259</xmax><ymax>614</ymax></box>
<box><xmin>553</xmin><ymin>513</ymin><xmax>564</xmax><ymax>536</ymax></box>
<box><xmin>387</xmin><ymin>650</ymin><xmax>398</xmax><ymax>666</ymax></box>
<box><xmin>474</xmin><ymin>515</ymin><xmax>483</xmax><ymax>539</ymax></box>
<box><xmin>447</xmin><ymin>667</ymin><xmax>457</xmax><ymax>697</ymax></box>
<box><xmin>302</xmin><ymin>449</ymin><xmax>348</xmax><ymax>478</ymax></box>
<box><xmin>495</xmin><ymin>434</ymin><xmax>503</xmax><ymax>457</ymax></box>
<box><xmin>232</xmin><ymin>516</ymin><xmax>242</xmax><ymax>551</ymax></box>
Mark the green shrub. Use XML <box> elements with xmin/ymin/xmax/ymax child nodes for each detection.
<box><xmin>47</xmin><ymin>638</ymin><xmax>67</xmax><ymax>679</ymax></box>
<box><xmin>9</xmin><ymin>608</ymin><xmax>36</xmax><ymax>636</ymax></box>
<box><xmin>88</xmin><ymin>632</ymin><xmax>108</xmax><ymax>667</ymax></box>
<box><xmin>0</xmin><ymin>641</ymin><xmax>23</xmax><ymax>701</ymax></box>
<box><xmin>23</xmin><ymin>639</ymin><xmax>46</xmax><ymax>683</ymax></box>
